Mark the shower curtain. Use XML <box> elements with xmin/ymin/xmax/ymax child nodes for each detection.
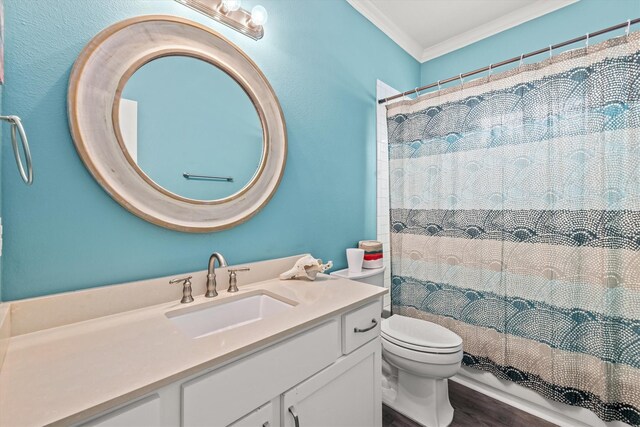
<box><xmin>387</xmin><ymin>32</ymin><xmax>640</xmax><ymax>425</ymax></box>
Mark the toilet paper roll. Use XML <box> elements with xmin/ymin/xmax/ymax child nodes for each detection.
<box><xmin>359</xmin><ymin>240</ymin><xmax>383</xmax><ymax>269</ymax></box>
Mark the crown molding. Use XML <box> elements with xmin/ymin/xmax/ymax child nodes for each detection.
<box><xmin>346</xmin><ymin>0</ymin><xmax>424</xmax><ymax>61</ymax></box>
<box><xmin>418</xmin><ymin>0</ymin><xmax>579</xmax><ymax>62</ymax></box>
<box><xmin>347</xmin><ymin>0</ymin><xmax>579</xmax><ymax>64</ymax></box>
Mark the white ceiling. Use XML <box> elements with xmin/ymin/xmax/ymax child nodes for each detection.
<box><xmin>347</xmin><ymin>0</ymin><xmax>579</xmax><ymax>62</ymax></box>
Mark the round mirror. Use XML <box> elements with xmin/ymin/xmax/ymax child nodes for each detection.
<box><xmin>68</xmin><ymin>16</ymin><xmax>286</xmax><ymax>232</ymax></box>
<box><xmin>116</xmin><ymin>55</ymin><xmax>264</xmax><ymax>202</ymax></box>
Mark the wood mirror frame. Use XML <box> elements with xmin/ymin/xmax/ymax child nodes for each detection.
<box><xmin>68</xmin><ymin>15</ymin><xmax>287</xmax><ymax>232</ymax></box>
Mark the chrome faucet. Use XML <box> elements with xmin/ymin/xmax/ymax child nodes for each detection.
<box><xmin>206</xmin><ymin>252</ymin><xmax>228</xmax><ymax>297</ymax></box>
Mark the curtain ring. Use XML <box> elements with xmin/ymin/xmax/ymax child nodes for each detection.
<box><xmin>489</xmin><ymin>63</ymin><xmax>493</xmax><ymax>76</ymax></box>
<box><xmin>585</xmin><ymin>33</ymin><xmax>590</xmax><ymax>48</ymax></box>
<box><xmin>459</xmin><ymin>73</ymin><xmax>464</xmax><ymax>87</ymax></box>
<box><xmin>549</xmin><ymin>45</ymin><xmax>553</xmax><ymax>58</ymax></box>
<box><xmin>626</xmin><ymin>19</ymin><xmax>632</xmax><ymax>36</ymax></box>
<box><xmin>414</xmin><ymin>87</ymin><xmax>419</xmax><ymax>98</ymax></box>
<box><xmin>519</xmin><ymin>53</ymin><xmax>524</xmax><ymax>67</ymax></box>
<box><xmin>437</xmin><ymin>80</ymin><xmax>441</xmax><ymax>91</ymax></box>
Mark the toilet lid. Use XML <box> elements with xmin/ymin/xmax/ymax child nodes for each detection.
<box><xmin>381</xmin><ymin>315</ymin><xmax>463</xmax><ymax>352</ymax></box>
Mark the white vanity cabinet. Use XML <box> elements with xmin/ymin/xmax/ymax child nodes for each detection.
<box><xmin>78</xmin><ymin>298</ymin><xmax>382</xmax><ymax>427</ymax></box>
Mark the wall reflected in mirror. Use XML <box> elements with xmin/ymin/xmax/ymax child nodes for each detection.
<box><xmin>117</xmin><ymin>55</ymin><xmax>264</xmax><ymax>201</ymax></box>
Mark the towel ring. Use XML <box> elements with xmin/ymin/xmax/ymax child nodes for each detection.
<box><xmin>0</xmin><ymin>115</ymin><xmax>33</xmax><ymax>185</ymax></box>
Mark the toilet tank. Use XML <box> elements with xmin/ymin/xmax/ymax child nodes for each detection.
<box><xmin>330</xmin><ymin>267</ymin><xmax>385</xmax><ymax>287</ymax></box>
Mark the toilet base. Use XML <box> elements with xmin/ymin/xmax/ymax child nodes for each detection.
<box><xmin>382</xmin><ymin>369</ymin><xmax>454</xmax><ymax>427</ymax></box>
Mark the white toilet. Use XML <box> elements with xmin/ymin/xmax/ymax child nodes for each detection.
<box><xmin>331</xmin><ymin>267</ymin><xmax>463</xmax><ymax>427</ymax></box>
<box><xmin>381</xmin><ymin>315</ymin><xmax>463</xmax><ymax>427</ymax></box>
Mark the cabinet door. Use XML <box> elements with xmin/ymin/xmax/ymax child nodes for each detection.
<box><xmin>228</xmin><ymin>401</ymin><xmax>276</xmax><ymax>427</ymax></box>
<box><xmin>282</xmin><ymin>338</ymin><xmax>381</xmax><ymax>427</ymax></box>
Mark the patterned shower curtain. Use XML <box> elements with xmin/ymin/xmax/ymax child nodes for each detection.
<box><xmin>387</xmin><ymin>32</ymin><xmax>640</xmax><ymax>425</ymax></box>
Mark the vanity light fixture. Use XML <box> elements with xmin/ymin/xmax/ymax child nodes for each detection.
<box><xmin>174</xmin><ymin>0</ymin><xmax>267</xmax><ymax>40</ymax></box>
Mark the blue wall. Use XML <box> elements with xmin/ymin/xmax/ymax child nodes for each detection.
<box><xmin>123</xmin><ymin>56</ymin><xmax>263</xmax><ymax>200</ymax></box>
<box><xmin>420</xmin><ymin>0</ymin><xmax>640</xmax><ymax>87</ymax></box>
<box><xmin>1</xmin><ymin>0</ymin><xmax>419</xmax><ymax>300</ymax></box>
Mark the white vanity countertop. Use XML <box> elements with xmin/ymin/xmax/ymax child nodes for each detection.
<box><xmin>0</xmin><ymin>276</ymin><xmax>386</xmax><ymax>427</ymax></box>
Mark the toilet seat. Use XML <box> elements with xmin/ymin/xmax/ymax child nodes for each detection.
<box><xmin>382</xmin><ymin>332</ymin><xmax>463</xmax><ymax>354</ymax></box>
<box><xmin>381</xmin><ymin>315</ymin><xmax>463</xmax><ymax>354</ymax></box>
<box><xmin>382</xmin><ymin>335</ymin><xmax>463</xmax><ymax>365</ymax></box>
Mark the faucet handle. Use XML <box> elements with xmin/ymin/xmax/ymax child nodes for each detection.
<box><xmin>169</xmin><ymin>276</ymin><xmax>194</xmax><ymax>304</ymax></box>
<box><xmin>227</xmin><ymin>268</ymin><xmax>250</xmax><ymax>293</ymax></box>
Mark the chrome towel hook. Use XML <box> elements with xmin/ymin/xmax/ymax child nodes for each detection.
<box><xmin>0</xmin><ymin>115</ymin><xmax>33</xmax><ymax>185</ymax></box>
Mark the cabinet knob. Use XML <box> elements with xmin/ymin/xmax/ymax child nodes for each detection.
<box><xmin>288</xmin><ymin>406</ymin><xmax>300</xmax><ymax>427</ymax></box>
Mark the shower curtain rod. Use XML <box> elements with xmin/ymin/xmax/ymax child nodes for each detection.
<box><xmin>378</xmin><ymin>17</ymin><xmax>640</xmax><ymax>104</ymax></box>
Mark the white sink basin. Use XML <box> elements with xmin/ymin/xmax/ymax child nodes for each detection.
<box><xmin>166</xmin><ymin>293</ymin><xmax>296</xmax><ymax>339</ymax></box>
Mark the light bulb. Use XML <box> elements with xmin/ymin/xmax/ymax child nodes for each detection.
<box><xmin>221</xmin><ymin>0</ymin><xmax>241</xmax><ymax>12</ymax></box>
<box><xmin>250</xmin><ymin>5</ymin><xmax>268</xmax><ymax>26</ymax></box>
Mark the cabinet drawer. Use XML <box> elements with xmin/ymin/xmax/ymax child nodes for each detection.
<box><xmin>342</xmin><ymin>300</ymin><xmax>381</xmax><ymax>354</ymax></box>
<box><xmin>182</xmin><ymin>320</ymin><xmax>339</xmax><ymax>427</ymax></box>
